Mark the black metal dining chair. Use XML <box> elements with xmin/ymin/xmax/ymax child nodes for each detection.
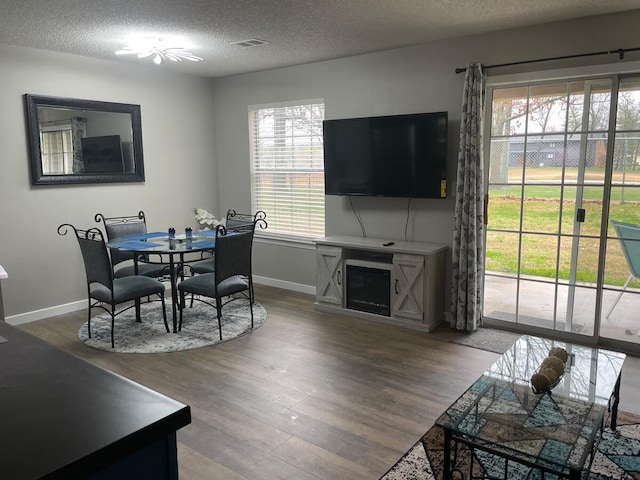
<box><xmin>95</xmin><ymin>210</ymin><xmax>170</xmax><ymax>279</ymax></box>
<box><xmin>226</xmin><ymin>209</ymin><xmax>267</xmax><ymax>232</ymax></box>
<box><xmin>178</xmin><ymin>225</ymin><xmax>255</xmax><ymax>340</ymax></box>
<box><xmin>190</xmin><ymin>209</ymin><xmax>267</xmax><ymax>275</ymax></box>
<box><xmin>58</xmin><ymin>224</ymin><xmax>168</xmax><ymax>348</ymax></box>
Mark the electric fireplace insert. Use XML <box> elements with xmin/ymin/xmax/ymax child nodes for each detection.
<box><xmin>345</xmin><ymin>264</ymin><xmax>391</xmax><ymax>316</ymax></box>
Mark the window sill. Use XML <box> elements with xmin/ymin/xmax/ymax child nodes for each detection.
<box><xmin>255</xmin><ymin>233</ymin><xmax>318</xmax><ymax>250</ymax></box>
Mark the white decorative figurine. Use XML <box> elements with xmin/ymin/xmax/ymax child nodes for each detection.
<box><xmin>194</xmin><ymin>208</ymin><xmax>221</xmax><ymax>230</ymax></box>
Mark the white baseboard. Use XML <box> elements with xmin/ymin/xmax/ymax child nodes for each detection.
<box><xmin>5</xmin><ymin>276</ymin><xmax>317</xmax><ymax>326</ymax></box>
<box><xmin>253</xmin><ymin>276</ymin><xmax>316</xmax><ymax>296</ymax></box>
<box><xmin>6</xmin><ymin>300</ymin><xmax>86</xmax><ymax>326</ymax></box>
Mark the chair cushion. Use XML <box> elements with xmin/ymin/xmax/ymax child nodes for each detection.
<box><xmin>178</xmin><ymin>273</ymin><xmax>248</xmax><ymax>298</ymax></box>
<box><xmin>114</xmin><ymin>262</ymin><xmax>170</xmax><ymax>279</ymax></box>
<box><xmin>91</xmin><ymin>276</ymin><xmax>165</xmax><ymax>304</ymax></box>
<box><xmin>190</xmin><ymin>258</ymin><xmax>215</xmax><ymax>275</ymax></box>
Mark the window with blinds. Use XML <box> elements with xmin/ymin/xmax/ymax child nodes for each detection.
<box><xmin>41</xmin><ymin>128</ymin><xmax>73</xmax><ymax>174</ymax></box>
<box><xmin>249</xmin><ymin>100</ymin><xmax>325</xmax><ymax>239</ymax></box>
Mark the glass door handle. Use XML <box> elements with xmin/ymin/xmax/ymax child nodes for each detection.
<box><xmin>577</xmin><ymin>208</ymin><xmax>586</xmax><ymax>223</ymax></box>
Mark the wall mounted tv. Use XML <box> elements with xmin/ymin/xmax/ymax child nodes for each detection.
<box><xmin>323</xmin><ymin>111</ymin><xmax>448</xmax><ymax>198</ymax></box>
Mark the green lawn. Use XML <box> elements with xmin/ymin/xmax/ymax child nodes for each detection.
<box><xmin>486</xmin><ymin>178</ymin><xmax>640</xmax><ymax>288</ymax></box>
<box><xmin>489</xmin><ymin>185</ymin><xmax>640</xmax><ymax>202</ymax></box>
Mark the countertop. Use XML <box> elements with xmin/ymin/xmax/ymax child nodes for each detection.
<box><xmin>0</xmin><ymin>321</ymin><xmax>191</xmax><ymax>479</ymax></box>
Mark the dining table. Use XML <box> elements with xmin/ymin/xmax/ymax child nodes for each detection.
<box><xmin>107</xmin><ymin>230</ymin><xmax>216</xmax><ymax>332</ymax></box>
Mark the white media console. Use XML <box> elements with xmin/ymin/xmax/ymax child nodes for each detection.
<box><xmin>314</xmin><ymin>236</ymin><xmax>447</xmax><ymax>332</ymax></box>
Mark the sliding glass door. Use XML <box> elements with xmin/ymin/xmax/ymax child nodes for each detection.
<box><xmin>483</xmin><ymin>74</ymin><xmax>640</xmax><ymax>349</ymax></box>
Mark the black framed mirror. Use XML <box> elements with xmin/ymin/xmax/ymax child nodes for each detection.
<box><xmin>24</xmin><ymin>94</ymin><xmax>145</xmax><ymax>185</ymax></box>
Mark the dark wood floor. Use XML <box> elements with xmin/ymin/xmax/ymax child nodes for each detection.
<box><xmin>18</xmin><ymin>285</ymin><xmax>640</xmax><ymax>479</ymax></box>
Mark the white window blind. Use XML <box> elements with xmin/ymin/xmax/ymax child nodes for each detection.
<box><xmin>40</xmin><ymin>127</ymin><xmax>73</xmax><ymax>174</ymax></box>
<box><xmin>249</xmin><ymin>100</ymin><xmax>325</xmax><ymax>238</ymax></box>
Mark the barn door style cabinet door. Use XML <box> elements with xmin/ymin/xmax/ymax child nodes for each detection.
<box><xmin>316</xmin><ymin>246</ymin><xmax>343</xmax><ymax>305</ymax></box>
<box><xmin>391</xmin><ymin>254</ymin><xmax>425</xmax><ymax>322</ymax></box>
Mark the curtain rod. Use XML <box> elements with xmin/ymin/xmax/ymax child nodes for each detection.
<box><xmin>455</xmin><ymin>47</ymin><xmax>640</xmax><ymax>74</ymax></box>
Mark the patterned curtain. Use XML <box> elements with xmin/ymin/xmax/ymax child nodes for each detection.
<box><xmin>71</xmin><ymin>117</ymin><xmax>87</xmax><ymax>173</ymax></box>
<box><xmin>449</xmin><ymin>63</ymin><xmax>485</xmax><ymax>331</ymax></box>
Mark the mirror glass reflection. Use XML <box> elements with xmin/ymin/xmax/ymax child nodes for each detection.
<box><xmin>38</xmin><ymin>107</ymin><xmax>134</xmax><ymax>175</ymax></box>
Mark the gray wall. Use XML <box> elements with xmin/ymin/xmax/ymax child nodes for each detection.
<box><xmin>0</xmin><ymin>45</ymin><xmax>218</xmax><ymax>321</ymax></box>
<box><xmin>212</xmin><ymin>9</ymin><xmax>640</xmax><ymax>291</ymax></box>
<box><xmin>2</xmin><ymin>9</ymin><xmax>640</xmax><ymax>321</ymax></box>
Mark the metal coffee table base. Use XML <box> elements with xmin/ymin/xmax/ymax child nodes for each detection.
<box><xmin>442</xmin><ymin>428</ymin><xmax>585</xmax><ymax>480</ymax></box>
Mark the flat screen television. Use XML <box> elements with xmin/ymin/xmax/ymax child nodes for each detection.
<box><xmin>81</xmin><ymin>135</ymin><xmax>124</xmax><ymax>174</ymax></box>
<box><xmin>323</xmin><ymin>112</ymin><xmax>448</xmax><ymax>198</ymax></box>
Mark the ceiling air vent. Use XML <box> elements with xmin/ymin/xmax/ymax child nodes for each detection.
<box><xmin>231</xmin><ymin>39</ymin><xmax>270</xmax><ymax>48</ymax></box>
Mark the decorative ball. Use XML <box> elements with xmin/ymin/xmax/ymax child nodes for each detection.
<box><xmin>541</xmin><ymin>356</ymin><xmax>565</xmax><ymax>376</ymax></box>
<box><xmin>549</xmin><ymin>347</ymin><xmax>568</xmax><ymax>363</ymax></box>
<box><xmin>540</xmin><ymin>367</ymin><xmax>561</xmax><ymax>385</ymax></box>
<box><xmin>531</xmin><ymin>373</ymin><xmax>551</xmax><ymax>393</ymax></box>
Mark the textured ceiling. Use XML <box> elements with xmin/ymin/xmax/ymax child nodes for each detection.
<box><xmin>1</xmin><ymin>0</ymin><xmax>639</xmax><ymax>78</ymax></box>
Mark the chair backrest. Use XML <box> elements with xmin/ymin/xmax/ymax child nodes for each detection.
<box><xmin>95</xmin><ymin>211</ymin><xmax>147</xmax><ymax>266</ymax></box>
<box><xmin>214</xmin><ymin>225</ymin><xmax>254</xmax><ymax>286</ymax></box>
<box><xmin>225</xmin><ymin>209</ymin><xmax>267</xmax><ymax>233</ymax></box>
<box><xmin>611</xmin><ymin>220</ymin><xmax>640</xmax><ymax>278</ymax></box>
<box><xmin>58</xmin><ymin>224</ymin><xmax>113</xmax><ymax>290</ymax></box>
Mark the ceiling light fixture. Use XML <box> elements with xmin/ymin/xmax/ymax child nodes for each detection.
<box><xmin>116</xmin><ymin>37</ymin><xmax>203</xmax><ymax>65</ymax></box>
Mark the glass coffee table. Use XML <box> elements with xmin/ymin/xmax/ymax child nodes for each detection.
<box><xmin>434</xmin><ymin>335</ymin><xmax>626</xmax><ymax>480</ymax></box>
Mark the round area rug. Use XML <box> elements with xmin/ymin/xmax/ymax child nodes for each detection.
<box><xmin>78</xmin><ymin>299</ymin><xmax>266</xmax><ymax>353</ymax></box>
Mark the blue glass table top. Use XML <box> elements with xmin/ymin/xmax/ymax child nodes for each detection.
<box><xmin>107</xmin><ymin>231</ymin><xmax>215</xmax><ymax>253</ymax></box>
